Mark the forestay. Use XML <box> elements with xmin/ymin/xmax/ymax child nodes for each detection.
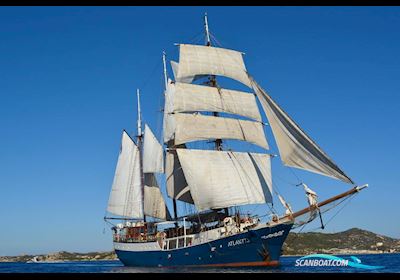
<box><xmin>176</xmin><ymin>149</ymin><xmax>273</xmax><ymax>212</ymax></box>
<box><xmin>107</xmin><ymin>131</ymin><xmax>143</xmax><ymax>218</ymax></box>
<box><xmin>249</xmin><ymin>76</ymin><xmax>354</xmax><ymax>184</ymax></box>
<box><xmin>144</xmin><ymin>173</ymin><xmax>171</xmax><ymax>220</ymax></box>
<box><xmin>142</xmin><ymin>124</ymin><xmax>164</xmax><ymax>173</ymax></box>
<box><xmin>176</xmin><ymin>44</ymin><xmax>252</xmax><ymax>88</ymax></box>
<box><xmin>169</xmin><ymin>82</ymin><xmax>262</xmax><ymax>121</ymax></box>
<box><xmin>165</xmin><ymin>149</ymin><xmax>194</xmax><ymax>204</ymax></box>
<box><xmin>171</xmin><ymin>113</ymin><xmax>269</xmax><ymax>149</ymax></box>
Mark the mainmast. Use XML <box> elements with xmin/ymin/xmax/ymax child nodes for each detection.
<box><xmin>136</xmin><ymin>89</ymin><xmax>146</xmax><ymax>222</ymax></box>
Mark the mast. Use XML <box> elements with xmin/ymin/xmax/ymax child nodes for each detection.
<box><xmin>136</xmin><ymin>88</ymin><xmax>146</xmax><ymax>222</ymax></box>
<box><xmin>204</xmin><ymin>13</ymin><xmax>211</xmax><ymax>46</ymax></box>
<box><xmin>162</xmin><ymin>51</ymin><xmax>168</xmax><ymax>90</ymax></box>
<box><xmin>203</xmin><ymin>13</ymin><xmax>221</xmax><ymax>151</ymax></box>
<box><xmin>204</xmin><ymin>13</ymin><xmax>227</xmax><ymax>216</ymax></box>
<box><xmin>163</xmin><ymin>51</ymin><xmax>179</xmax><ymax>225</ymax></box>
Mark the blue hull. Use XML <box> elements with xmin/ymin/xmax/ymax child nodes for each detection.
<box><xmin>115</xmin><ymin>223</ymin><xmax>293</xmax><ymax>267</ymax></box>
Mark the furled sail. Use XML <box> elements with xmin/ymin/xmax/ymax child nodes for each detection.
<box><xmin>170</xmin><ymin>113</ymin><xmax>268</xmax><ymax>149</ymax></box>
<box><xmin>144</xmin><ymin>173</ymin><xmax>171</xmax><ymax>220</ymax></box>
<box><xmin>165</xmin><ymin>148</ymin><xmax>194</xmax><ymax>204</ymax></box>
<box><xmin>107</xmin><ymin>131</ymin><xmax>143</xmax><ymax>218</ymax></box>
<box><xmin>176</xmin><ymin>44</ymin><xmax>252</xmax><ymax>88</ymax></box>
<box><xmin>169</xmin><ymin>82</ymin><xmax>262</xmax><ymax>121</ymax></box>
<box><xmin>249</xmin><ymin>76</ymin><xmax>354</xmax><ymax>184</ymax></box>
<box><xmin>142</xmin><ymin>124</ymin><xmax>164</xmax><ymax>173</ymax></box>
<box><xmin>176</xmin><ymin>149</ymin><xmax>273</xmax><ymax>211</ymax></box>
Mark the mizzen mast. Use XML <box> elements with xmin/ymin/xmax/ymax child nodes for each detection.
<box><xmin>136</xmin><ymin>88</ymin><xmax>146</xmax><ymax>222</ymax></box>
<box><xmin>163</xmin><ymin>51</ymin><xmax>179</xmax><ymax>225</ymax></box>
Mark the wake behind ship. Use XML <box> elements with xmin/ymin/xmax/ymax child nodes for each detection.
<box><xmin>104</xmin><ymin>14</ymin><xmax>367</xmax><ymax>268</ymax></box>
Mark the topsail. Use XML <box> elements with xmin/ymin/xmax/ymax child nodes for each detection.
<box><xmin>168</xmin><ymin>82</ymin><xmax>262</xmax><ymax>121</ymax></box>
<box><xmin>175</xmin><ymin>44</ymin><xmax>252</xmax><ymax>88</ymax></box>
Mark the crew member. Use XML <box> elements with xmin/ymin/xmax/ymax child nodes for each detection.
<box><xmin>301</xmin><ymin>183</ymin><xmax>318</xmax><ymax>208</ymax></box>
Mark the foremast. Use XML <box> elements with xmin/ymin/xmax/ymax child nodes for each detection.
<box><xmin>204</xmin><ymin>14</ymin><xmax>228</xmax><ymax>218</ymax></box>
<box><xmin>204</xmin><ymin>13</ymin><xmax>222</xmax><ymax>151</ymax></box>
<box><xmin>161</xmin><ymin>13</ymin><xmax>367</xmax><ymax>228</ymax></box>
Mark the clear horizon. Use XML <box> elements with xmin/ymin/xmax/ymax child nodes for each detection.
<box><xmin>1</xmin><ymin>6</ymin><xmax>399</xmax><ymax>256</ymax></box>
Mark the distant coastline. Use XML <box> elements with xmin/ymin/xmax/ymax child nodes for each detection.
<box><xmin>1</xmin><ymin>228</ymin><xmax>398</xmax><ymax>262</ymax></box>
<box><xmin>0</xmin><ymin>251</ymin><xmax>118</xmax><ymax>263</ymax></box>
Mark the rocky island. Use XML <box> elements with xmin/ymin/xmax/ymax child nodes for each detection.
<box><xmin>0</xmin><ymin>228</ymin><xmax>398</xmax><ymax>262</ymax></box>
<box><xmin>283</xmin><ymin>227</ymin><xmax>400</xmax><ymax>255</ymax></box>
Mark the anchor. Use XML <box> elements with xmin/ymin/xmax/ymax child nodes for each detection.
<box><xmin>257</xmin><ymin>244</ymin><xmax>270</xmax><ymax>261</ymax></box>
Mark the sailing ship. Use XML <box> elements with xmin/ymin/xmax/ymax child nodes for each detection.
<box><xmin>104</xmin><ymin>14</ymin><xmax>368</xmax><ymax>267</ymax></box>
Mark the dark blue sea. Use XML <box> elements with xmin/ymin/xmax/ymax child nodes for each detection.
<box><xmin>0</xmin><ymin>254</ymin><xmax>399</xmax><ymax>273</ymax></box>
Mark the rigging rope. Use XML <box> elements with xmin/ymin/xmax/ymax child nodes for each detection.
<box><xmin>315</xmin><ymin>192</ymin><xmax>357</xmax><ymax>230</ymax></box>
<box><xmin>288</xmin><ymin>167</ymin><xmax>302</xmax><ymax>184</ymax></box>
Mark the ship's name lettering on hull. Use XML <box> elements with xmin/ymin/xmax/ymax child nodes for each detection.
<box><xmin>227</xmin><ymin>238</ymin><xmax>250</xmax><ymax>247</ymax></box>
<box><xmin>261</xmin><ymin>230</ymin><xmax>285</xmax><ymax>239</ymax></box>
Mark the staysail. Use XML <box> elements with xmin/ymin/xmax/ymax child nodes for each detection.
<box><xmin>142</xmin><ymin>124</ymin><xmax>164</xmax><ymax>173</ymax></box>
<box><xmin>107</xmin><ymin>130</ymin><xmax>143</xmax><ymax>218</ymax></box>
<box><xmin>144</xmin><ymin>173</ymin><xmax>171</xmax><ymax>220</ymax></box>
<box><xmin>249</xmin><ymin>76</ymin><xmax>354</xmax><ymax>184</ymax></box>
<box><xmin>175</xmin><ymin>44</ymin><xmax>252</xmax><ymax>88</ymax></box>
<box><xmin>176</xmin><ymin>149</ymin><xmax>273</xmax><ymax>211</ymax></box>
<box><xmin>165</xmin><ymin>148</ymin><xmax>194</xmax><ymax>204</ymax></box>
<box><xmin>108</xmin><ymin>130</ymin><xmax>171</xmax><ymax>220</ymax></box>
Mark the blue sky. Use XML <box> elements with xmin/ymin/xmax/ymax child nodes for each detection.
<box><xmin>1</xmin><ymin>6</ymin><xmax>399</xmax><ymax>256</ymax></box>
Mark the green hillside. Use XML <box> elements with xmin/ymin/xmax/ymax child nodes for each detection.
<box><xmin>283</xmin><ymin>228</ymin><xmax>400</xmax><ymax>255</ymax></box>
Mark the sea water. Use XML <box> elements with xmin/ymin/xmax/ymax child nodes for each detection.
<box><xmin>0</xmin><ymin>253</ymin><xmax>399</xmax><ymax>273</ymax></box>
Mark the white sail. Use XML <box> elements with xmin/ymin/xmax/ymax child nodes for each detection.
<box><xmin>169</xmin><ymin>82</ymin><xmax>262</xmax><ymax>121</ymax></box>
<box><xmin>107</xmin><ymin>131</ymin><xmax>143</xmax><ymax>218</ymax></box>
<box><xmin>171</xmin><ymin>113</ymin><xmax>268</xmax><ymax>149</ymax></box>
<box><xmin>278</xmin><ymin>194</ymin><xmax>293</xmax><ymax>214</ymax></box>
<box><xmin>249</xmin><ymin>77</ymin><xmax>354</xmax><ymax>184</ymax></box>
<box><xmin>163</xmin><ymin>80</ymin><xmax>175</xmax><ymax>143</ymax></box>
<box><xmin>171</xmin><ymin>60</ymin><xmax>207</xmax><ymax>84</ymax></box>
<box><xmin>176</xmin><ymin>44</ymin><xmax>252</xmax><ymax>88</ymax></box>
<box><xmin>144</xmin><ymin>173</ymin><xmax>171</xmax><ymax>220</ymax></box>
<box><xmin>142</xmin><ymin>124</ymin><xmax>164</xmax><ymax>173</ymax></box>
<box><xmin>165</xmin><ymin>149</ymin><xmax>194</xmax><ymax>204</ymax></box>
<box><xmin>176</xmin><ymin>149</ymin><xmax>273</xmax><ymax>211</ymax></box>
